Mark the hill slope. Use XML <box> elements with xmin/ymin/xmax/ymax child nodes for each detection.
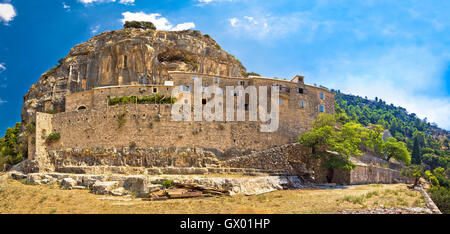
<box><xmin>332</xmin><ymin>89</ymin><xmax>449</xmax><ymax>170</ymax></box>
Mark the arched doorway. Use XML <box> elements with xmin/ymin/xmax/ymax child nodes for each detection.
<box><xmin>77</xmin><ymin>106</ymin><xmax>87</xmax><ymax>111</ymax></box>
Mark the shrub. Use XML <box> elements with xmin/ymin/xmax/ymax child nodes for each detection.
<box><xmin>162</xmin><ymin>180</ymin><xmax>174</xmax><ymax>189</ymax></box>
<box><xmin>109</xmin><ymin>95</ymin><xmax>176</xmax><ymax>106</ymax></box>
<box><xmin>123</xmin><ymin>21</ymin><xmax>156</xmax><ymax>30</ymax></box>
<box><xmin>340</xmin><ymin>195</ymin><xmax>365</xmax><ymax>204</ymax></box>
<box><xmin>117</xmin><ymin>112</ymin><xmax>127</xmax><ymax>130</ymax></box>
<box><xmin>25</xmin><ymin>122</ymin><xmax>36</xmax><ymax>135</ymax></box>
<box><xmin>428</xmin><ymin>186</ymin><xmax>450</xmax><ymax>214</ymax></box>
<box><xmin>45</xmin><ymin>109</ymin><xmax>58</xmax><ymax>114</ymax></box>
<box><xmin>246</xmin><ymin>72</ymin><xmax>261</xmax><ymax>77</ymax></box>
<box><xmin>0</xmin><ymin>122</ymin><xmax>23</xmax><ymax>168</ymax></box>
<box><xmin>129</xmin><ymin>141</ymin><xmax>137</xmax><ymax>150</ymax></box>
<box><xmin>46</xmin><ymin>133</ymin><xmax>61</xmax><ymax>143</ymax></box>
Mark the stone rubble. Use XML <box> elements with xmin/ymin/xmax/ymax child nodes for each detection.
<box><xmin>339</xmin><ymin>207</ymin><xmax>433</xmax><ymax>214</ymax></box>
<box><xmin>6</xmin><ymin>171</ymin><xmax>304</xmax><ymax>198</ymax></box>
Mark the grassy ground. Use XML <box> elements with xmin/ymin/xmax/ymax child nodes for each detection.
<box><xmin>0</xmin><ymin>177</ymin><xmax>426</xmax><ymax>214</ymax></box>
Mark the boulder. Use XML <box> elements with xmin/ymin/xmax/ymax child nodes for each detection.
<box><xmin>25</xmin><ymin>173</ymin><xmax>46</xmax><ymax>184</ymax></box>
<box><xmin>60</xmin><ymin>178</ymin><xmax>77</xmax><ymax>189</ymax></box>
<box><xmin>123</xmin><ymin>176</ymin><xmax>152</xmax><ymax>197</ymax></box>
<box><xmin>9</xmin><ymin>160</ymin><xmax>40</xmax><ymax>174</ymax></box>
<box><xmin>91</xmin><ymin>181</ymin><xmax>119</xmax><ymax>195</ymax></box>
<box><xmin>10</xmin><ymin>171</ymin><xmax>27</xmax><ymax>180</ymax></box>
<box><xmin>110</xmin><ymin>187</ymin><xmax>128</xmax><ymax>196</ymax></box>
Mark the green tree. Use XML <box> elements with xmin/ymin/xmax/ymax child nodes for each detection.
<box><xmin>123</xmin><ymin>21</ymin><xmax>156</xmax><ymax>30</ymax></box>
<box><xmin>0</xmin><ymin>122</ymin><xmax>23</xmax><ymax>169</ymax></box>
<box><xmin>297</xmin><ymin>114</ymin><xmax>336</xmax><ymax>154</ymax></box>
<box><xmin>382</xmin><ymin>137</ymin><xmax>411</xmax><ymax>164</ymax></box>
<box><xmin>298</xmin><ymin>114</ymin><xmax>365</xmax><ymax>171</ymax></box>
<box><xmin>401</xmin><ymin>165</ymin><xmax>424</xmax><ymax>188</ymax></box>
<box><xmin>411</xmin><ymin>137</ymin><xmax>421</xmax><ymax>164</ymax></box>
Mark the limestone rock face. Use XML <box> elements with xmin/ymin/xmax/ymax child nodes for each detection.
<box><xmin>21</xmin><ymin>28</ymin><xmax>247</xmax><ymax>124</ymax></box>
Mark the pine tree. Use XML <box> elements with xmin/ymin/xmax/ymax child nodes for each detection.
<box><xmin>411</xmin><ymin>137</ymin><xmax>421</xmax><ymax>164</ymax></box>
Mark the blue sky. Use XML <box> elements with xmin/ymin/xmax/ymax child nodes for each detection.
<box><xmin>0</xmin><ymin>0</ymin><xmax>449</xmax><ymax>134</ymax></box>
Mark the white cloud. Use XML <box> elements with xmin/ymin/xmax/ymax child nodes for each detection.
<box><xmin>78</xmin><ymin>0</ymin><xmax>134</xmax><ymax>5</ymax></box>
<box><xmin>171</xmin><ymin>22</ymin><xmax>196</xmax><ymax>31</ymax></box>
<box><xmin>0</xmin><ymin>63</ymin><xmax>6</xmax><ymax>88</ymax></box>
<box><xmin>90</xmin><ymin>25</ymin><xmax>100</xmax><ymax>34</ymax></box>
<box><xmin>63</xmin><ymin>2</ymin><xmax>71</xmax><ymax>11</ymax></box>
<box><xmin>229</xmin><ymin>17</ymin><xmax>238</xmax><ymax>27</ymax></box>
<box><xmin>118</xmin><ymin>0</ymin><xmax>135</xmax><ymax>5</ymax></box>
<box><xmin>0</xmin><ymin>98</ymin><xmax>6</xmax><ymax>105</ymax></box>
<box><xmin>0</xmin><ymin>3</ymin><xmax>16</xmax><ymax>24</ymax></box>
<box><xmin>121</xmin><ymin>12</ymin><xmax>195</xmax><ymax>31</ymax></box>
<box><xmin>309</xmin><ymin>46</ymin><xmax>450</xmax><ymax>129</ymax></box>
<box><xmin>197</xmin><ymin>0</ymin><xmax>233</xmax><ymax>4</ymax></box>
<box><xmin>227</xmin><ymin>13</ymin><xmax>334</xmax><ymax>40</ymax></box>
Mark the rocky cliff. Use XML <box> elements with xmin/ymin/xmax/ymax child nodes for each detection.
<box><xmin>22</xmin><ymin>28</ymin><xmax>247</xmax><ymax>124</ymax></box>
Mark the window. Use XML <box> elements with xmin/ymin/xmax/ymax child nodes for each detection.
<box><xmin>300</xmin><ymin>101</ymin><xmax>305</xmax><ymax>108</ymax></box>
<box><xmin>202</xmin><ymin>99</ymin><xmax>207</xmax><ymax>105</ymax></box>
<box><xmin>184</xmin><ymin>99</ymin><xmax>189</xmax><ymax>104</ymax></box>
<box><xmin>153</xmin><ymin>88</ymin><xmax>158</xmax><ymax>93</ymax></box>
<box><xmin>238</xmin><ymin>81</ymin><xmax>246</xmax><ymax>86</ymax></box>
<box><xmin>192</xmin><ymin>76</ymin><xmax>198</xmax><ymax>80</ymax></box>
<box><xmin>279</xmin><ymin>99</ymin><xmax>283</xmax><ymax>105</ymax></box>
<box><xmin>214</xmin><ymin>77</ymin><xmax>220</xmax><ymax>83</ymax></box>
<box><xmin>298</xmin><ymin>88</ymin><xmax>304</xmax><ymax>94</ymax></box>
<box><xmin>319</xmin><ymin>92</ymin><xmax>325</xmax><ymax>99</ymax></box>
<box><xmin>123</xmin><ymin>55</ymin><xmax>128</xmax><ymax>68</ymax></box>
<box><xmin>319</xmin><ymin>105</ymin><xmax>325</xmax><ymax>112</ymax></box>
<box><xmin>244</xmin><ymin>104</ymin><xmax>249</xmax><ymax>111</ymax></box>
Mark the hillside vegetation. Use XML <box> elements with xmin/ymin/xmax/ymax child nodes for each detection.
<box><xmin>332</xmin><ymin>90</ymin><xmax>449</xmax><ymax>171</ymax></box>
<box><xmin>330</xmin><ymin>90</ymin><xmax>449</xmax><ymax>213</ymax></box>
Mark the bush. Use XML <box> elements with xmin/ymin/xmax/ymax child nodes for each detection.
<box><xmin>25</xmin><ymin>122</ymin><xmax>36</xmax><ymax>135</ymax></box>
<box><xmin>117</xmin><ymin>112</ymin><xmax>127</xmax><ymax>130</ymax></box>
<box><xmin>162</xmin><ymin>180</ymin><xmax>174</xmax><ymax>189</ymax></box>
<box><xmin>0</xmin><ymin>122</ymin><xmax>24</xmax><ymax>168</ymax></box>
<box><xmin>108</xmin><ymin>95</ymin><xmax>177</xmax><ymax>106</ymax></box>
<box><xmin>246</xmin><ymin>72</ymin><xmax>261</xmax><ymax>77</ymax></box>
<box><xmin>428</xmin><ymin>186</ymin><xmax>450</xmax><ymax>214</ymax></box>
<box><xmin>123</xmin><ymin>21</ymin><xmax>156</xmax><ymax>30</ymax></box>
<box><xmin>46</xmin><ymin>133</ymin><xmax>61</xmax><ymax>143</ymax></box>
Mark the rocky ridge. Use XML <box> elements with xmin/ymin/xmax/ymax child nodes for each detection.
<box><xmin>22</xmin><ymin>28</ymin><xmax>247</xmax><ymax>126</ymax></box>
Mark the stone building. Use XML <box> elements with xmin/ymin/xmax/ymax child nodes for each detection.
<box><xmin>26</xmin><ymin>70</ymin><xmax>335</xmax><ymax>175</ymax></box>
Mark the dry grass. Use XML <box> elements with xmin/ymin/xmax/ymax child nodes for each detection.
<box><xmin>0</xmin><ymin>177</ymin><xmax>426</xmax><ymax>214</ymax></box>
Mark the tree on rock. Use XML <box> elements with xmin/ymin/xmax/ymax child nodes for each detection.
<box><xmin>123</xmin><ymin>21</ymin><xmax>157</xmax><ymax>30</ymax></box>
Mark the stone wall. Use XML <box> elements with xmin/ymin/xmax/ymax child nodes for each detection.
<box><xmin>47</xmin><ymin>146</ymin><xmax>220</xmax><ymax>170</ymax></box>
<box><xmin>349</xmin><ymin>165</ymin><xmax>412</xmax><ymax>184</ymax></box>
<box><xmin>45</xmin><ymin>104</ymin><xmax>290</xmax><ymax>156</ymax></box>
<box><xmin>222</xmin><ymin>143</ymin><xmax>411</xmax><ymax>185</ymax></box>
